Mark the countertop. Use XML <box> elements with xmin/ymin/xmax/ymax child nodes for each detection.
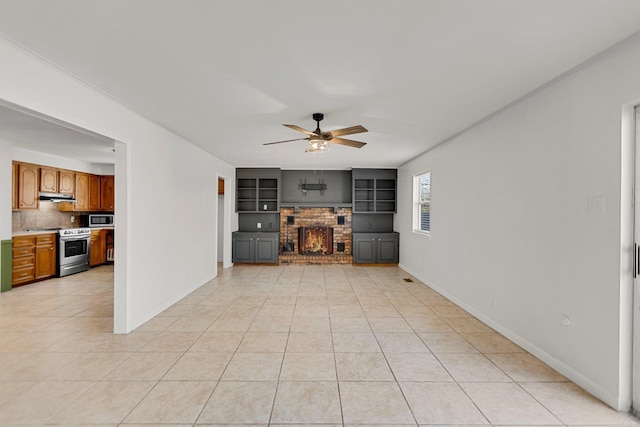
<box><xmin>12</xmin><ymin>226</ymin><xmax>115</xmax><ymax>237</ymax></box>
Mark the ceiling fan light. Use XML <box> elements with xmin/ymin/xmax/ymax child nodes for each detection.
<box><xmin>307</xmin><ymin>138</ymin><xmax>329</xmax><ymax>153</ymax></box>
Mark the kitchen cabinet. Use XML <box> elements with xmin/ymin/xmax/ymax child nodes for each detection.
<box><xmin>12</xmin><ymin>236</ymin><xmax>35</xmax><ymax>286</ymax></box>
<box><xmin>73</xmin><ymin>172</ymin><xmax>89</xmax><ymax>211</ymax></box>
<box><xmin>58</xmin><ymin>169</ymin><xmax>75</xmax><ymax>194</ymax></box>
<box><xmin>40</xmin><ymin>167</ymin><xmax>75</xmax><ymax>195</ymax></box>
<box><xmin>12</xmin><ymin>162</ymin><xmax>17</xmax><ymax>210</ymax></box>
<box><xmin>12</xmin><ymin>232</ymin><xmax>58</xmax><ymax>286</ymax></box>
<box><xmin>35</xmin><ymin>234</ymin><xmax>56</xmax><ymax>280</ymax></box>
<box><xmin>232</xmin><ymin>232</ymin><xmax>279</xmax><ymax>263</ymax></box>
<box><xmin>352</xmin><ymin>168</ymin><xmax>397</xmax><ymax>213</ymax></box>
<box><xmin>90</xmin><ymin>229</ymin><xmax>106</xmax><ymax>267</ymax></box>
<box><xmin>89</xmin><ymin>174</ymin><xmax>101</xmax><ymax>211</ymax></box>
<box><xmin>15</xmin><ymin>162</ymin><xmax>39</xmax><ymax>210</ymax></box>
<box><xmin>100</xmin><ymin>175</ymin><xmax>114</xmax><ymax>211</ymax></box>
<box><xmin>59</xmin><ymin>172</ymin><xmax>89</xmax><ymax>212</ymax></box>
<box><xmin>236</xmin><ymin>168</ymin><xmax>281</xmax><ymax>213</ymax></box>
<box><xmin>352</xmin><ymin>232</ymin><xmax>399</xmax><ymax>264</ymax></box>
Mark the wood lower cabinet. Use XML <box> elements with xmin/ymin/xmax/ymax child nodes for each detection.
<box><xmin>12</xmin><ymin>233</ymin><xmax>57</xmax><ymax>286</ymax></box>
<box><xmin>35</xmin><ymin>234</ymin><xmax>56</xmax><ymax>280</ymax></box>
<box><xmin>90</xmin><ymin>229</ymin><xmax>107</xmax><ymax>267</ymax></box>
<box><xmin>232</xmin><ymin>232</ymin><xmax>279</xmax><ymax>263</ymax></box>
<box><xmin>352</xmin><ymin>232</ymin><xmax>399</xmax><ymax>264</ymax></box>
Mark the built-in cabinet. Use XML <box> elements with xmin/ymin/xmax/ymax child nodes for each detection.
<box><xmin>35</xmin><ymin>234</ymin><xmax>57</xmax><ymax>280</ymax></box>
<box><xmin>352</xmin><ymin>168</ymin><xmax>397</xmax><ymax>213</ymax></box>
<box><xmin>13</xmin><ymin>161</ymin><xmax>114</xmax><ymax>212</ymax></box>
<box><xmin>40</xmin><ymin>166</ymin><xmax>74</xmax><ymax>195</ymax></box>
<box><xmin>12</xmin><ymin>233</ymin><xmax>57</xmax><ymax>286</ymax></box>
<box><xmin>100</xmin><ymin>175</ymin><xmax>115</xmax><ymax>211</ymax></box>
<box><xmin>60</xmin><ymin>173</ymin><xmax>114</xmax><ymax>212</ymax></box>
<box><xmin>236</xmin><ymin>168</ymin><xmax>280</xmax><ymax>212</ymax></box>
<box><xmin>232</xmin><ymin>232</ymin><xmax>279</xmax><ymax>263</ymax></box>
<box><xmin>90</xmin><ymin>229</ymin><xmax>107</xmax><ymax>267</ymax></box>
<box><xmin>15</xmin><ymin>162</ymin><xmax>39</xmax><ymax>210</ymax></box>
<box><xmin>352</xmin><ymin>232</ymin><xmax>399</xmax><ymax>264</ymax></box>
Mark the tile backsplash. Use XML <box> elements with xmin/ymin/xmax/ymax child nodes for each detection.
<box><xmin>12</xmin><ymin>202</ymin><xmax>78</xmax><ymax>231</ymax></box>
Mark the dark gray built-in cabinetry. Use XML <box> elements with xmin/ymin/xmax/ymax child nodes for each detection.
<box><xmin>236</xmin><ymin>168</ymin><xmax>281</xmax><ymax>213</ymax></box>
<box><xmin>234</xmin><ymin>168</ymin><xmax>281</xmax><ymax>263</ymax></box>
<box><xmin>352</xmin><ymin>168</ymin><xmax>397</xmax><ymax>213</ymax></box>
<box><xmin>351</xmin><ymin>168</ymin><xmax>399</xmax><ymax>264</ymax></box>
<box><xmin>352</xmin><ymin>232</ymin><xmax>399</xmax><ymax>264</ymax></box>
<box><xmin>232</xmin><ymin>232</ymin><xmax>279</xmax><ymax>263</ymax></box>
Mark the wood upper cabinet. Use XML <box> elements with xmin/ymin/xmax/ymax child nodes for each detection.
<box><xmin>35</xmin><ymin>234</ymin><xmax>56</xmax><ymax>280</ymax></box>
<box><xmin>40</xmin><ymin>166</ymin><xmax>58</xmax><ymax>193</ymax></box>
<box><xmin>74</xmin><ymin>173</ymin><xmax>89</xmax><ymax>211</ymax></box>
<box><xmin>59</xmin><ymin>172</ymin><xmax>89</xmax><ymax>212</ymax></box>
<box><xmin>58</xmin><ymin>169</ymin><xmax>75</xmax><ymax>194</ymax></box>
<box><xmin>16</xmin><ymin>162</ymin><xmax>39</xmax><ymax>210</ymax></box>
<box><xmin>39</xmin><ymin>167</ymin><xmax>74</xmax><ymax>195</ymax></box>
<box><xmin>100</xmin><ymin>175</ymin><xmax>114</xmax><ymax>211</ymax></box>
<box><xmin>89</xmin><ymin>174</ymin><xmax>101</xmax><ymax>211</ymax></box>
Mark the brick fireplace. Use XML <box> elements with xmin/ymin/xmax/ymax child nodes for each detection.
<box><xmin>279</xmin><ymin>207</ymin><xmax>352</xmax><ymax>264</ymax></box>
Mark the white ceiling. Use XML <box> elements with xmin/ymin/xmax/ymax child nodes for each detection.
<box><xmin>1</xmin><ymin>0</ymin><xmax>640</xmax><ymax>169</ymax></box>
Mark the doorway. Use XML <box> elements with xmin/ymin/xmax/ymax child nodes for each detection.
<box><xmin>633</xmin><ymin>106</ymin><xmax>640</xmax><ymax>414</ymax></box>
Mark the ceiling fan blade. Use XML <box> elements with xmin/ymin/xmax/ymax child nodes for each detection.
<box><xmin>331</xmin><ymin>137</ymin><xmax>367</xmax><ymax>148</ymax></box>
<box><xmin>283</xmin><ymin>124</ymin><xmax>318</xmax><ymax>136</ymax></box>
<box><xmin>263</xmin><ymin>137</ymin><xmax>309</xmax><ymax>146</ymax></box>
<box><xmin>327</xmin><ymin>125</ymin><xmax>368</xmax><ymax>138</ymax></box>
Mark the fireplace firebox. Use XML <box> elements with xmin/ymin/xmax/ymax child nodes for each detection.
<box><xmin>298</xmin><ymin>226</ymin><xmax>333</xmax><ymax>255</ymax></box>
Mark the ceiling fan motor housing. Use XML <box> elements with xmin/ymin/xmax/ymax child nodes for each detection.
<box><xmin>312</xmin><ymin>113</ymin><xmax>324</xmax><ymax>122</ymax></box>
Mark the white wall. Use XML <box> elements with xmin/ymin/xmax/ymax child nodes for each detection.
<box><xmin>0</xmin><ymin>38</ymin><xmax>237</xmax><ymax>332</ymax></box>
<box><xmin>397</xmin><ymin>34</ymin><xmax>640</xmax><ymax>410</ymax></box>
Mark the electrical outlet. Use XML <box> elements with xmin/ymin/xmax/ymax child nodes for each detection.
<box><xmin>70</xmin><ymin>216</ymin><xmax>75</xmax><ymax>223</ymax></box>
<box><xmin>257</xmin><ymin>222</ymin><xmax>262</xmax><ymax>229</ymax></box>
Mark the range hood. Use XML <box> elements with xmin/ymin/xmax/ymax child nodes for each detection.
<box><xmin>39</xmin><ymin>192</ymin><xmax>76</xmax><ymax>203</ymax></box>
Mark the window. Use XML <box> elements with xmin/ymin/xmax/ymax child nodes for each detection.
<box><xmin>413</xmin><ymin>172</ymin><xmax>431</xmax><ymax>233</ymax></box>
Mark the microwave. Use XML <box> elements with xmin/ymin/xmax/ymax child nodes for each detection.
<box><xmin>88</xmin><ymin>214</ymin><xmax>114</xmax><ymax>227</ymax></box>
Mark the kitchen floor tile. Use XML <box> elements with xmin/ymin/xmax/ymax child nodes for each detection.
<box><xmin>198</xmin><ymin>381</ymin><xmax>277</xmax><ymax>424</ymax></box>
<box><xmin>286</xmin><ymin>331</ymin><xmax>333</xmax><ymax>352</ymax></box>
<box><xmin>163</xmin><ymin>351</ymin><xmax>233</xmax><ymax>380</ymax></box>
<box><xmin>221</xmin><ymin>352</ymin><xmax>284</xmax><ymax>381</ymax></box>
<box><xmin>437</xmin><ymin>353</ymin><xmax>512</xmax><ymax>382</ymax></box>
<box><xmin>335</xmin><ymin>352</ymin><xmax>394</xmax><ymax>381</ymax></box>
<box><xmin>400</xmin><ymin>382</ymin><xmax>488</xmax><ymax>425</ymax></box>
<box><xmin>461</xmin><ymin>382</ymin><xmax>560</xmax><ymax>425</ymax></box>
<box><xmin>280</xmin><ymin>352</ymin><xmax>336</xmax><ymax>380</ymax></box>
<box><xmin>237</xmin><ymin>331</ymin><xmax>288</xmax><ymax>352</ymax></box>
<box><xmin>332</xmin><ymin>332</ymin><xmax>381</xmax><ymax>352</ymax></box>
<box><xmin>271</xmin><ymin>381</ymin><xmax>342</xmax><ymax>424</ymax></box>
<box><xmin>340</xmin><ymin>381</ymin><xmax>415</xmax><ymax>424</ymax></box>
<box><xmin>385</xmin><ymin>353</ymin><xmax>453</xmax><ymax>382</ymax></box>
<box><xmin>124</xmin><ymin>380</ymin><xmax>215</xmax><ymax>424</ymax></box>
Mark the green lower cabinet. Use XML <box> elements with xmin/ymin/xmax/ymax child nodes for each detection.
<box><xmin>1</xmin><ymin>240</ymin><xmax>13</xmax><ymax>293</ymax></box>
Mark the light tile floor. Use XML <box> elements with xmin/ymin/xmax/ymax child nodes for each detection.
<box><xmin>0</xmin><ymin>263</ymin><xmax>638</xmax><ymax>426</ymax></box>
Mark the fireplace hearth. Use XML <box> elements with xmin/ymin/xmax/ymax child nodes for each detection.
<box><xmin>299</xmin><ymin>226</ymin><xmax>333</xmax><ymax>255</ymax></box>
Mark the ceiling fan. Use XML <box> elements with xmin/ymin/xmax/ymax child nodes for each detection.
<box><xmin>263</xmin><ymin>113</ymin><xmax>367</xmax><ymax>152</ymax></box>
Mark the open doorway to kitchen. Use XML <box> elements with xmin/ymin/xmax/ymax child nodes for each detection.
<box><xmin>217</xmin><ymin>177</ymin><xmax>225</xmax><ymax>272</ymax></box>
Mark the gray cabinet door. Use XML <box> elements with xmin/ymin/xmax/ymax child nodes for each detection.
<box><xmin>353</xmin><ymin>232</ymin><xmax>399</xmax><ymax>264</ymax></box>
<box><xmin>378</xmin><ymin>235</ymin><xmax>399</xmax><ymax>263</ymax></box>
<box><xmin>353</xmin><ymin>234</ymin><xmax>376</xmax><ymax>263</ymax></box>
<box><xmin>232</xmin><ymin>236</ymin><xmax>254</xmax><ymax>262</ymax></box>
<box><xmin>255</xmin><ymin>236</ymin><xmax>278</xmax><ymax>263</ymax></box>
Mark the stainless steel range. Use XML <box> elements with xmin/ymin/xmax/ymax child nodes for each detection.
<box><xmin>58</xmin><ymin>227</ymin><xmax>91</xmax><ymax>277</ymax></box>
